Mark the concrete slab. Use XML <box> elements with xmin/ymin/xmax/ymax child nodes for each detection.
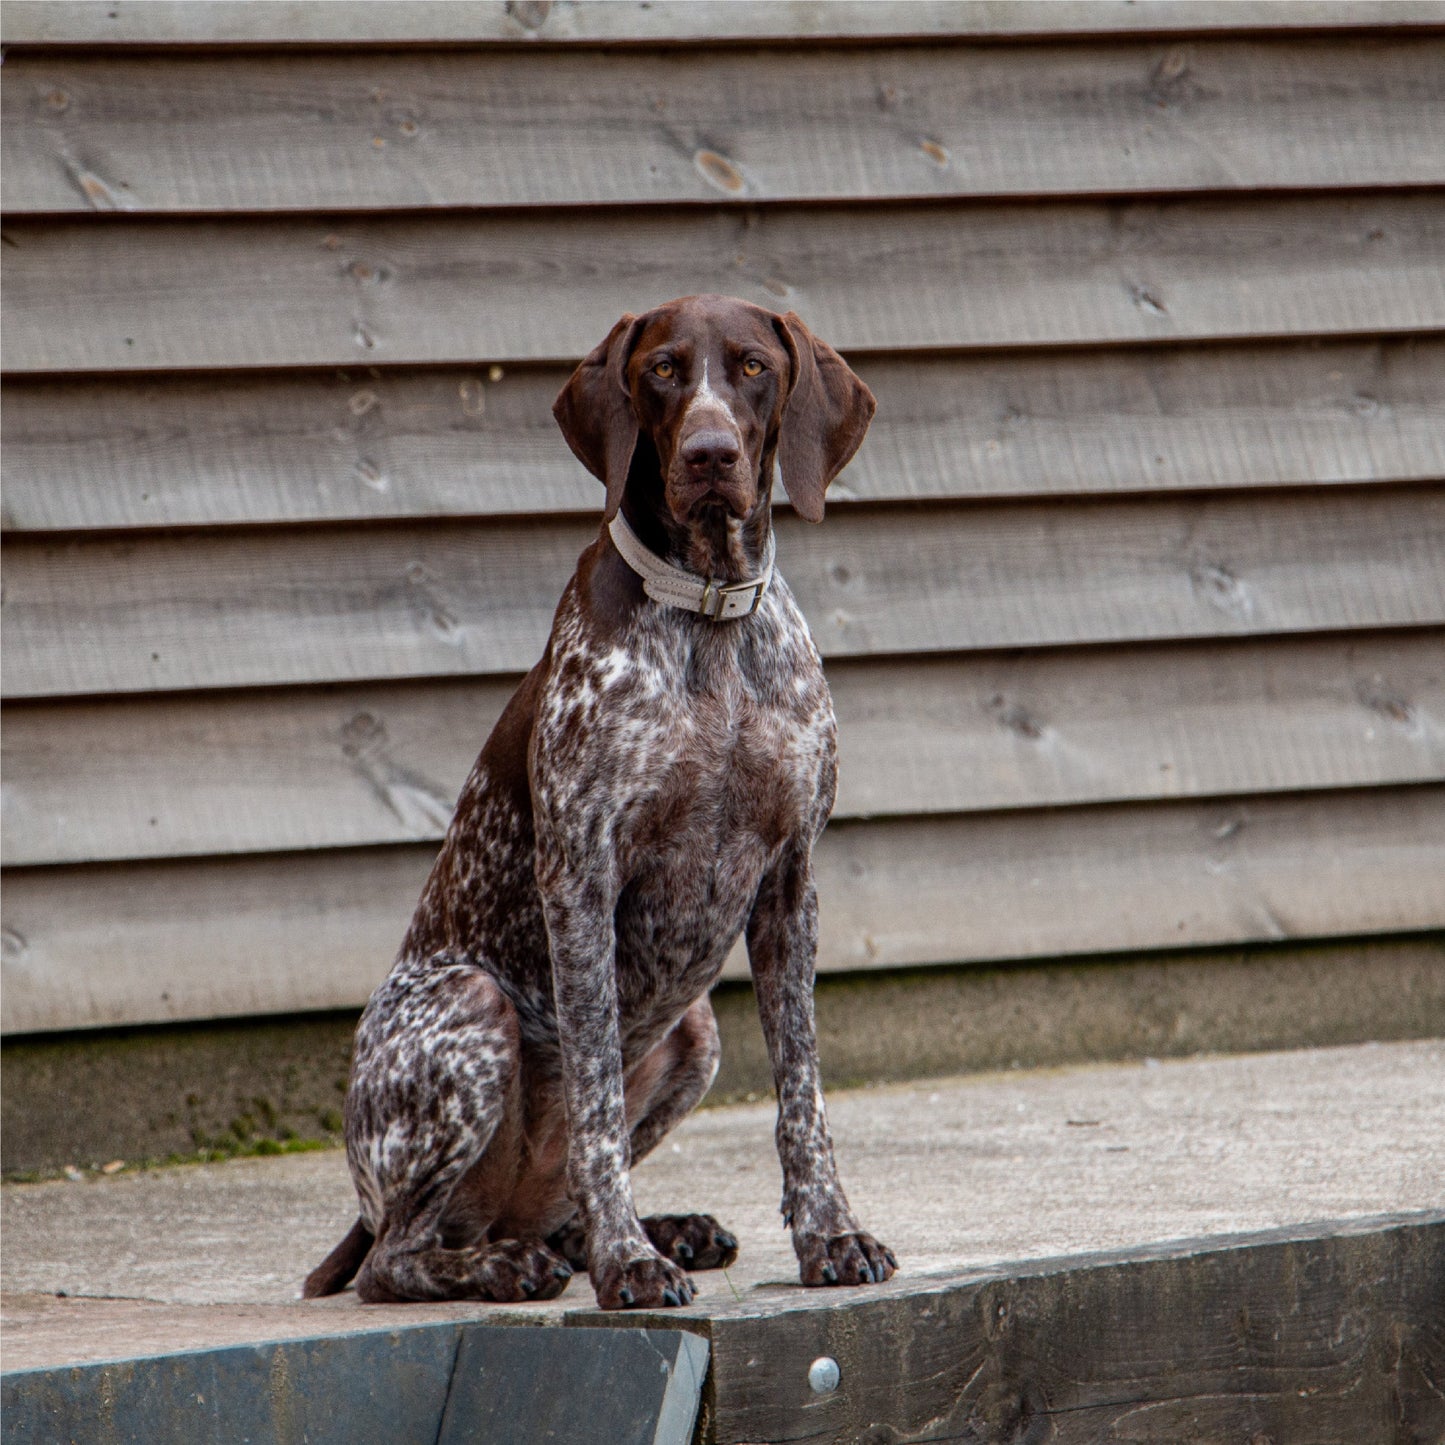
<box><xmin>4</xmin><ymin>1039</ymin><xmax>1443</xmax><ymax>1373</ymax></box>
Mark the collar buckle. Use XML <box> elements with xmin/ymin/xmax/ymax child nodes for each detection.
<box><xmin>699</xmin><ymin>576</ymin><xmax>767</xmax><ymax>621</ymax></box>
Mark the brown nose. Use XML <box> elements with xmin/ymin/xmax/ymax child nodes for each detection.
<box><xmin>681</xmin><ymin>430</ymin><xmax>741</xmax><ymax>476</ymax></box>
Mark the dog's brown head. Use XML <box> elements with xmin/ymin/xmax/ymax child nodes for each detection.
<box><xmin>553</xmin><ymin>294</ymin><xmax>874</xmax><ymax>528</ymax></box>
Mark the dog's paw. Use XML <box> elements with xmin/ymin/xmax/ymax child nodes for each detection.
<box><xmin>545</xmin><ymin>1216</ymin><xmax>590</xmax><ymax>1274</ymax></box>
<box><xmin>796</xmin><ymin>1230</ymin><xmax>898</xmax><ymax>1287</ymax></box>
<box><xmin>474</xmin><ymin>1240</ymin><xmax>575</xmax><ymax>1303</ymax></box>
<box><xmin>592</xmin><ymin>1248</ymin><xmax>696</xmax><ymax>1310</ymax></box>
<box><xmin>642</xmin><ymin>1213</ymin><xmax>739</xmax><ymax>1270</ymax></box>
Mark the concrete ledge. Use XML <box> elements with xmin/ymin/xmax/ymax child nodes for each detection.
<box><xmin>5</xmin><ymin>934</ymin><xmax>1442</xmax><ymax>1176</ymax></box>
<box><xmin>1</xmin><ymin>1324</ymin><xmax>708</xmax><ymax>1445</ymax></box>
<box><xmin>5</xmin><ymin>1042</ymin><xmax>1442</xmax><ymax>1443</ymax></box>
<box><xmin>3</xmin><ymin>1218</ymin><xmax>1438</xmax><ymax>1445</ymax></box>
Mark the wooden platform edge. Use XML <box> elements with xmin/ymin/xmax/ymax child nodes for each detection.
<box><xmin>1</xmin><ymin>1212</ymin><xmax>1436</xmax><ymax>1445</ymax></box>
<box><xmin>581</xmin><ymin>1211</ymin><xmax>1445</xmax><ymax>1445</ymax></box>
<box><xmin>0</xmin><ymin>1323</ymin><xmax>709</xmax><ymax>1445</ymax></box>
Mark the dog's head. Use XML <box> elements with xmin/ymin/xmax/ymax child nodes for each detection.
<box><xmin>553</xmin><ymin>294</ymin><xmax>874</xmax><ymax>527</ymax></box>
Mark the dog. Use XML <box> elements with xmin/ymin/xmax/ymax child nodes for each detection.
<box><xmin>304</xmin><ymin>293</ymin><xmax>897</xmax><ymax>1310</ymax></box>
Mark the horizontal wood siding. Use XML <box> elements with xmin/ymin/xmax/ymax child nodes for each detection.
<box><xmin>6</xmin><ymin>488</ymin><xmax>1443</xmax><ymax>700</ymax></box>
<box><xmin>7</xmin><ymin>195</ymin><xmax>1445</xmax><ymax>374</ymax></box>
<box><xmin>2</xmin><ymin>12</ymin><xmax>1441</xmax><ymax>1033</ymax></box>
<box><xmin>3</xmin><ymin>786</ymin><xmax>1440</xmax><ymax>1034</ymax></box>
<box><xmin>8</xmin><ymin>40</ymin><xmax>1444</xmax><ymax>213</ymax></box>
<box><xmin>5</xmin><ymin>338</ymin><xmax>1443</xmax><ymax>531</ymax></box>
<box><xmin>5</xmin><ymin>632</ymin><xmax>1442</xmax><ymax>866</ymax></box>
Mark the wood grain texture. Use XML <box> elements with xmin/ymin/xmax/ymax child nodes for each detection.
<box><xmin>6</xmin><ymin>194</ymin><xmax>1443</xmax><ymax>373</ymax></box>
<box><xmin>694</xmin><ymin>1216</ymin><xmax>1445</xmax><ymax>1444</ymax></box>
<box><xmin>8</xmin><ymin>39</ymin><xmax>1443</xmax><ymax>213</ymax></box>
<box><xmin>4</xmin><ymin>786</ymin><xmax>1441</xmax><ymax>1032</ymax></box>
<box><xmin>7</xmin><ymin>337</ymin><xmax>1443</xmax><ymax>531</ymax></box>
<box><xmin>8</xmin><ymin>1</ymin><xmax>1442</xmax><ymax>45</ymax></box>
<box><xmin>5</xmin><ymin>632</ymin><xmax>1443</xmax><ymax>865</ymax></box>
<box><xmin>6</xmin><ymin>487</ymin><xmax>1443</xmax><ymax>700</ymax></box>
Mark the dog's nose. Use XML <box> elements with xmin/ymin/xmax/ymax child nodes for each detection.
<box><xmin>681</xmin><ymin>431</ymin><xmax>741</xmax><ymax>475</ymax></box>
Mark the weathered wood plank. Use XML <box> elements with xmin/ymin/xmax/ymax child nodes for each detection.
<box><xmin>5</xmin><ymin>488</ymin><xmax>1439</xmax><ymax>702</ymax></box>
<box><xmin>5</xmin><ymin>632</ymin><xmax>1442</xmax><ymax>865</ymax></box>
<box><xmin>7</xmin><ymin>338</ymin><xmax>1443</xmax><ymax>531</ymax></box>
<box><xmin>5</xmin><ymin>488</ymin><xmax>1443</xmax><ymax>700</ymax></box>
<box><xmin>4</xmin><ymin>786</ymin><xmax>1440</xmax><ymax>1032</ymax></box>
<box><xmin>689</xmin><ymin>1217</ymin><xmax>1445</xmax><ymax>1445</ymax></box>
<box><xmin>7</xmin><ymin>2</ymin><xmax>1443</xmax><ymax>45</ymax></box>
<box><xmin>8</xmin><ymin>40</ymin><xmax>1443</xmax><ymax>214</ymax></box>
<box><xmin>6</xmin><ymin>194</ymin><xmax>1443</xmax><ymax>374</ymax></box>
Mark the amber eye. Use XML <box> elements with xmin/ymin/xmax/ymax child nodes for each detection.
<box><xmin>652</xmin><ymin>360</ymin><xmax>675</xmax><ymax>379</ymax></box>
<box><xmin>742</xmin><ymin>358</ymin><xmax>765</xmax><ymax>377</ymax></box>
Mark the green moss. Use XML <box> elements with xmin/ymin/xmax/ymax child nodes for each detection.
<box><xmin>9</xmin><ymin>1135</ymin><xmax>338</xmax><ymax>1183</ymax></box>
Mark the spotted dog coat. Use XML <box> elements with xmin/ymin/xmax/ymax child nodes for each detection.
<box><xmin>305</xmin><ymin>294</ymin><xmax>897</xmax><ymax>1310</ymax></box>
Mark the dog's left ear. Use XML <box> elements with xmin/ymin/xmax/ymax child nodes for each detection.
<box><xmin>771</xmin><ymin>311</ymin><xmax>876</xmax><ymax>523</ymax></box>
<box><xmin>553</xmin><ymin>313</ymin><xmax>647</xmax><ymax>521</ymax></box>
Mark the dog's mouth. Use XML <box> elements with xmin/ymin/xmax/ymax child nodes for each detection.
<box><xmin>666</xmin><ymin>472</ymin><xmax>756</xmax><ymax>524</ymax></box>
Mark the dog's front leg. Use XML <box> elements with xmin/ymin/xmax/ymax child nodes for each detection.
<box><xmin>747</xmin><ymin>845</ymin><xmax>898</xmax><ymax>1288</ymax></box>
<box><xmin>536</xmin><ymin>858</ymin><xmax>696</xmax><ymax>1310</ymax></box>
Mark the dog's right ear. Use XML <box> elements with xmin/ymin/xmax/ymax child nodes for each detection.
<box><xmin>553</xmin><ymin>314</ymin><xmax>646</xmax><ymax>521</ymax></box>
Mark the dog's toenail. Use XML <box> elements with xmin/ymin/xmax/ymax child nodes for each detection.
<box><xmin>676</xmin><ymin>1242</ymin><xmax>693</xmax><ymax>1261</ymax></box>
<box><xmin>554</xmin><ymin>1264</ymin><xmax>572</xmax><ymax>1280</ymax></box>
<box><xmin>662</xmin><ymin>1287</ymin><xmax>679</xmax><ymax>1306</ymax></box>
<box><xmin>821</xmin><ymin>1263</ymin><xmax>837</xmax><ymax>1284</ymax></box>
<box><xmin>519</xmin><ymin>1279</ymin><xmax>536</xmax><ymax>1296</ymax></box>
<box><xmin>618</xmin><ymin>1287</ymin><xmax>634</xmax><ymax>1306</ymax></box>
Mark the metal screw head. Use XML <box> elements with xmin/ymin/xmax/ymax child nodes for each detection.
<box><xmin>808</xmin><ymin>1356</ymin><xmax>840</xmax><ymax>1394</ymax></box>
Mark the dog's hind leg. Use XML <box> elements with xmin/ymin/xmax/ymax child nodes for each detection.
<box><xmin>343</xmin><ymin>954</ymin><xmax>573</xmax><ymax>1304</ymax></box>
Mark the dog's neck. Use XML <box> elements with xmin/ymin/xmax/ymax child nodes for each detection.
<box><xmin>618</xmin><ymin>449</ymin><xmax>776</xmax><ymax>586</ymax></box>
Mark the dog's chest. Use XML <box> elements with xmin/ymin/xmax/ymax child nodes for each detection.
<box><xmin>612</xmin><ymin>645</ymin><xmax>830</xmax><ymax>1004</ymax></box>
<box><xmin>537</xmin><ymin>587</ymin><xmax>834</xmax><ymax>990</ymax></box>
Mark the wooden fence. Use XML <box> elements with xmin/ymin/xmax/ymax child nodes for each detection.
<box><xmin>2</xmin><ymin>1</ymin><xmax>1443</xmax><ymax>1035</ymax></box>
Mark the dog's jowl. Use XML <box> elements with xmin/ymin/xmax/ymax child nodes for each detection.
<box><xmin>304</xmin><ymin>295</ymin><xmax>897</xmax><ymax>1310</ymax></box>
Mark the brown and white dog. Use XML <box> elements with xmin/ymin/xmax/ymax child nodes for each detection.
<box><xmin>304</xmin><ymin>294</ymin><xmax>896</xmax><ymax>1310</ymax></box>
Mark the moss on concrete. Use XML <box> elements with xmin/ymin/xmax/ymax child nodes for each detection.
<box><xmin>4</xmin><ymin>934</ymin><xmax>1441</xmax><ymax>1177</ymax></box>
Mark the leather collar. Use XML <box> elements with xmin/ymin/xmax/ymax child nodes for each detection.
<box><xmin>608</xmin><ymin>510</ymin><xmax>775</xmax><ymax>622</ymax></box>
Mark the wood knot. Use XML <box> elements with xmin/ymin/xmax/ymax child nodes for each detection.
<box><xmin>506</xmin><ymin>0</ymin><xmax>553</xmax><ymax>32</ymax></box>
<box><xmin>458</xmin><ymin>378</ymin><xmax>487</xmax><ymax>417</ymax></box>
<box><xmin>694</xmin><ymin>149</ymin><xmax>747</xmax><ymax>196</ymax></box>
<box><xmin>986</xmin><ymin>694</ymin><xmax>1045</xmax><ymax>741</ymax></box>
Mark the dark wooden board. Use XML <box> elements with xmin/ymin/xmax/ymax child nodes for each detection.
<box><xmin>8</xmin><ymin>39</ymin><xmax>1443</xmax><ymax>213</ymax></box>
<box><xmin>5</xmin><ymin>631</ymin><xmax>1442</xmax><ymax>865</ymax></box>
<box><xmin>7</xmin><ymin>1</ymin><xmax>1443</xmax><ymax>45</ymax></box>
<box><xmin>0</xmin><ymin>1323</ymin><xmax>706</xmax><ymax>1445</ymax></box>
<box><xmin>6</xmin><ymin>337</ymin><xmax>1442</xmax><ymax>531</ymax></box>
<box><xmin>6</xmin><ymin>194</ymin><xmax>1444</xmax><ymax>373</ymax></box>
<box><xmin>5</xmin><ymin>487</ymin><xmax>1443</xmax><ymax>700</ymax></box>
<box><xmin>661</xmin><ymin>1215</ymin><xmax>1445</xmax><ymax>1444</ymax></box>
<box><xmin>4</xmin><ymin>786</ymin><xmax>1441</xmax><ymax>1033</ymax></box>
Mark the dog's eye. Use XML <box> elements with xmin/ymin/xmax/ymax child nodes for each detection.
<box><xmin>652</xmin><ymin>360</ymin><xmax>675</xmax><ymax>379</ymax></box>
<box><xmin>742</xmin><ymin>358</ymin><xmax>766</xmax><ymax>377</ymax></box>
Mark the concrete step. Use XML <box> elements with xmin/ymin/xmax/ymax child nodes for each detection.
<box><xmin>4</xmin><ymin>1040</ymin><xmax>1443</xmax><ymax>1443</ymax></box>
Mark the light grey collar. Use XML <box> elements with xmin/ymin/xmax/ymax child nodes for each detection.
<box><xmin>608</xmin><ymin>510</ymin><xmax>775</xmax><ymax>621</ymax></box>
